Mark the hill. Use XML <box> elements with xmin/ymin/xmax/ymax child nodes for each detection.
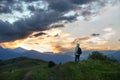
<box><xmin>0</xmin><ymin>57</ymin><xmax>120</xmax><ymax>80</ymax></box>
<box><xmin>0</xmin><ymin>57</ymin><xmax>47</xmax><ymax>80</ymax></box>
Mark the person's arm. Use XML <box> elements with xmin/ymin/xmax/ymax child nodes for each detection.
<box><xmin>74</xmin><ymin>46</ymin><xmax>78</xmax><ymax>55</ymax></box>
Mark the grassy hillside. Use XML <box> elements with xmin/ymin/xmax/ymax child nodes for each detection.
<box><xmin>0</xmin><ymin>57</ymin><xmax>120</xmax><ymax>80</ymax></box>
<box><xmin>0</xmin><ymin>57</ymin><xmax>47</xmax><ymax>80</ymax></box>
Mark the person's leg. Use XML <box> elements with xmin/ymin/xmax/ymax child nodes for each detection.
<box><xmin>75</xmin><ymin>55</ymin><xmax>77</xmax><ymax>63</ymax></box>
<box><xmin>78</xmin><ymin>55</ymin><xmax>80</xmax><ymax>61</ymax></box>
<box><xmin>76</xmin><ymin>55</ymin><xmax>79</xmax><ymax>62</ymax></box>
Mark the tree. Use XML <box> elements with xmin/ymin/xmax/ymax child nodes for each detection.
<box><xmin>88</xmin><ymin>51</ymin><xmax>117</xmax><ymax>62</ymax></box>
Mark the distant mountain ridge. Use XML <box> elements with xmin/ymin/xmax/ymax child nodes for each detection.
<box><xmin>0</xmin><ymin>47</ymin><xmax>120</xmax><ymax>63</ymax></box>
<box><xmin>0</xmin><ymin>47</ymin><xmax>22</xmax><ymax>60</ymax></box>
<box><xmin>108</xmin><ymin>50</ymin><xmax>120</xmax><ymax>61</ymax></box>
<box><xmin>13</xmin><ymin>47</ymin><xmax>27</xmax><ymax>53</ymax></box>
<box><xmin>0</xmin><ymin>47</ymin><xmax>74</xmax><ymax>63</ymax></box>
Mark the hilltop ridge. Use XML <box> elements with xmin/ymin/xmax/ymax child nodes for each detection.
<box><xmin>0</xmin><ymin>57</ymin><xmax>120</xmax><ymax>80</ymax></box>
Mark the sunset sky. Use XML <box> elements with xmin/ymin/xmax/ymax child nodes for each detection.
<box><xmin>0</xmin><ymin>0</ymin><xmax>120</xmax><ymax>53</ymax></box>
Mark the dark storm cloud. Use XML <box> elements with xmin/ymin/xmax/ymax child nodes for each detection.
<box><xmin>0</xmin><ymin>0</ymin><xmax>14</xmax><ymax>3</ymax></box>
<box><xmin>48</xmin><ymin>0</ymin><xmax>74</xmax><ymax>12</ymax></box>
<box><xmin>46</xmin><ymin>0</ymin><xmax>98</xmax><ymax>12</ymax></box>
<box><xmin>91</xmin><ymin>33</ymin><xmax>100</xmax><ymax>36</ymax></box>
<box><xmin>14</xmin><ymin>11</ymin><xmax>62</xmax><ymax>30</ymax></box>
<box><xmin>82</xmin><ymin>11</ymin><xmax>92</xmax><ymax>16</ymax></box>
<box><xmin>0</xmin><ymin>0</ymin><xmax>22</xmax><ymax>13</ymax></box>
<box><xmin>70</xmin><ymin>0</ymin><xmax>95</xmax><ymax>4</ymax></box>
<box><xmin>12</xmin><ymin>4</ymin><xmax>23</xmax><ymax>12</ymax></box>
<box><xmin>34</xmin><ymin>32</ymin><xmax>46</xmax><ymax>37</ymax></box>
<box><xmin>27</xmin><ymin>5</ymin><xmax>36</xmax><ymax>12</ymax></box>
<box><xmin>0</xmin><ymin>0</ymin><xmax>104</xmax><ymax>14</ymax></box>
<box><xmin>0</xmin><ymin>5</ymin><xmax>12</xmax><ymax>13</ymax></box>
<box><xmin>0</xmin><ymin>11</ymin><xmax>65</xmax><ymax>42</ymax></box>
<box><xmin>0</xmin><ymin>20</ymin><xmax>31</xmax><ymax>42</ymax></box>
<box><xmin>23</xmin><ymin>0</ymin><xmax>39</xmax><ymax>2</ymax></box>
<box><xmin>0</xmin><ymin>0</ymin><xmax>105</xmax><ymax>42</ymax></box>
<box><xmin>50</xmin><ymin>24</ymin><xmax>64</xmax><ymax>28</ymax></box>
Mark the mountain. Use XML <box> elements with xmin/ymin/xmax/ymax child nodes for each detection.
<box><xmin>22</xmin><ymin>50</ymin><xmax>96</xmax><ymax>63</ymax></box>
<box><xmin>0</xmin><ymin>46</ymin><xmax>120</xmax><ymax>63</ymax></box>
<box><xmin>13</xmin><ymin>47</ymin><xmax>27</xmax><ymax>53</ymax></box>
<box><xmin>108</xmin><ymin>50</ymin><xmax>120</xmax><ymax>61</ymax></box>
<box><xmin>22</xmin><ymin>50</ymin><xmax>74</xmax><ymax>64</ymax></box>
<box><xmin>0</xmin><ymin>47</ymin><xmax>22</xmax><ymax>60</ymax></box>
<box><xmin>0</xmin><ymin>47</ymin><xmax>74</xmax><ymax>63</ymax></box>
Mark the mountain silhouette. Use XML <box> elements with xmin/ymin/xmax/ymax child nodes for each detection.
<box><xmin>0</xmin><ymin>47</ymin><xmax>120</xmax><ymax>63</ymax></box>
<box><xmin>0</xmin><ymin>47</ymin><xmax>22</xmax><ymax>60</ymax></box>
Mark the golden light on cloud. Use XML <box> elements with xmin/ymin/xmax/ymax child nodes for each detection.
<box><xmin>18</xmin><ymin>28</ymin><xmax>74</xmax><ymax>53</ymax></box>
<box><xmin>0</xmin><ymin>40</ymin><xmax>23</xmax><ymax>49</ymax></box>
<box><xmin>1</xmin><ymin>28</ymin><xmax>120</xmax><ymax>53</ymax></box>
<box><xmin>72</xmin><ymin>36</ymin><xmax>120</xmax><ymax>51</ymax></box>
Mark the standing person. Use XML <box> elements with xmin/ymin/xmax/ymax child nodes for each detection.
<box><xmin>74</xmin><ymin>43</ymin><xmax>82</xmax><ymax>63</ymax></box>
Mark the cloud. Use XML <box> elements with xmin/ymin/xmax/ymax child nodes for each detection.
<box><xmin>18</xmin><ymin>28</ymin><xmax>74</xmax><ymax>53</ymax></box>
<box><xmin>0</xmin><ymin>20</ymin><xmax>31</xmax><ymax>42</ymax></box>
<box><xmin>73</xmin><ymin>36</ymin><xmax>92</xmax><ymax>44</ymax></box>
<box><xmin>48</xmin><ymin>0</ymin><xmax>74</xmax><ymax>12</ymax></box>
<box><xmin>0</xmin><ymin>10</ymin><xmax>66</xmax><ymax>42</ymax></box>
<box><xmin>0</xmin><ymin>0</ymin><xmax>117</xmax><ymax>44</ymax></box>
<box><xmin>70</xmin><ymin>0</ymin><xmax>95</xmax><ymax>4</ymax></box>
<box><xmin>0</xmin><ymin>0</ymin><xmax>21</xmax><ymax>13</ymax></box>
<box><xmin>34</xmin><ymin>32</ymin><xmax>46</xmax><ymax>37</ymax></box>
<box><xmin>0</xmin><ymin>40</ymin><xmax>23</xmax><ymax>49</ymax></box>
<box><xmin>102</xmin><ymin>27</ymin><xmax>115</xmax><ymax>40</ymax></box>
<box><xmin>84</xmin><ymin>28</ymin><xmax>116</xmax><ymax>46</ymax></box>
<box><xmin>0</xmin><ymin>5</ymin><xmax>12</xmax><ymax>13</ymax></box>
<box><xmin>91</xmin><ymin>33</ymin><xmax>100</xmax><ymax>36</ymax></box>
<box><xmin>103</xmin><ymin>27</ymin><xmax>113</xmax><ymax>32</ymax></box>
<box><xmin>49</xmin><ymin>24</ymin><xmax>64</xmax><ymax>28</ymax></box>
<box><xmin>50</xmin><ymin>43</ymin><xmax>73</xmax><ymax>53</ymax></box>
<box><xmin>118</xmin><ymin>39</ymin><xmax>120</xmax><ymax>42</ymax></box>
<box><xmin>23</xmin><ymin>0</ymin><xmax>39</xmax><ymax>2</ymax></box>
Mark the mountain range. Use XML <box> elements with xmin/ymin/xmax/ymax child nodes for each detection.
<box><xmin>0</xmin><ymin>46</ymin><xmax>120</xmax><ymax>63</ymax></box>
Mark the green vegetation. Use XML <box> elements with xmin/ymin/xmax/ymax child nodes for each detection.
<box><xmin>88</xmin><ymin>51</ymin><xmax>118</xmax><ymax>62</ymax></box>
<box><xmin>48</xmin><ymin>61</ymin><xmax>56</xmax><ymax>68</ymax></box>
<box><xmin>0</xmin><ymin>55</ymin><xmax>120</xmax><ymax>80</ymax></box>
<box><xmin>0</xmin><ymin>57</ymin><xmax>47</xmax><ymax>80</ymax></box>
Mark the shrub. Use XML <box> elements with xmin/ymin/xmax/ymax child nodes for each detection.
<box><xmin>88</xmin><ymin>51</ymin><xmax>117</xmax><ymax>62</ymax></box>
<box><xmin>48</xmin><ymin>61</ymin><xmax>56</xmax><ymax>68</ymax></box>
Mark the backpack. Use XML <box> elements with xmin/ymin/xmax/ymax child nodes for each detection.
<box><xmin>77</xmin><ymin>47</ymin><xmax>82</xmax><ymax>55</ymax></box>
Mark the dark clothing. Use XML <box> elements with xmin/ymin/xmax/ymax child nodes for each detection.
<box><xmin>74</xmin><ymin>44</ymin><xmax>82</xmax><ymax>63</ymax></box>
<box><xmin>75</xmin><ymin>55</ymin><xmax>80</xmax><ymax>63</ymax></box>
<box><xmin>77</xmin><ymin>47</ymin><xmax>82</xmax><ymax>55</ymax></box>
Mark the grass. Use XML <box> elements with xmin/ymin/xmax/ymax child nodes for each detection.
<box><xmin>0</xmin><ymin>70</ymin><xmax>27</xmax><ymax>80</ymax></box>
<box><xmin>0</xmin><ymin>57</ymin><xmax>120</xmax><ymax>80</ymax></box>
<box><xmin>31</xmin><ymin>60</ymin><xmax>120</xmax><ymax>80</ymax></box>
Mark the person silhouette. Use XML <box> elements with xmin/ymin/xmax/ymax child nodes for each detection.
<box><xmin>74</xmin><ymin>43</ymin><xmax>82</xmax><ymax>63</ymax></box>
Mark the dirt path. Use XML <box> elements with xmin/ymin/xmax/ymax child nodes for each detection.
<box><xmin>23</xmin><ymin>71</ymin><xmax>32</xmax><ymax>80</ymax></box>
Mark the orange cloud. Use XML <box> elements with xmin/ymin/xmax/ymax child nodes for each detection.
<box><xmin>19</xmin><ymin>28</ymin><xmax>75</xmax><ymax>53</ymax></box>
<box><xmin>72</xmin><ymin>36</ymin><xmax>120</xmax><ymax>51</ymax></box>
<box><xmin>72</xmin><ymin>36</ymin><xmax>92</xmax><ymax>44</ymax></box>
<box><xmin>50</xmin><ymin>42</ymin><xmax>74</xmax><ymax>53</ymax></box>
<box><xmin>1</xmin><ymin>28</ymin><xmax>119</xmax><ymax>53</ymax></box>
<box><xmin>0</xmin><ymin>40</ymin><xmax>23</xmax><ymax>49</ymax></box>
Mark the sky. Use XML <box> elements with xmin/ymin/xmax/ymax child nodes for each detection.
<box><xmin>0</xmin><ymin>0</ymin><xmax>120</xmax><ymax>53</ymax></box>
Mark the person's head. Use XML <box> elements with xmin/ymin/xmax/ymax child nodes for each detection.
<box><xmin>76</xmin><ymin>43</ymin><xmax>80</xmax><ymax>47</ymax></box>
